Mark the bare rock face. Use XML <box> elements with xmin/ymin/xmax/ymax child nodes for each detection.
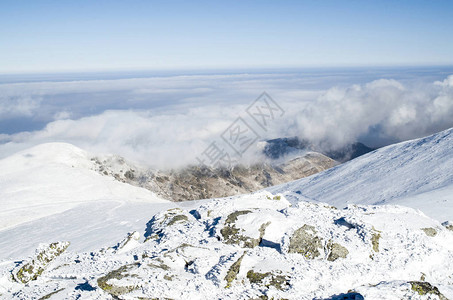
<box><xmin>92</xmin><ymin>152</ymin><xmax>338</xmax><ymax>201</ymax></box>
<box><xmin>97</xmin><ymin>263</ymin><xmax>144</xmax><ymax>297</ymax></box>
<box><xmin>421</xmin><ymin>227</ymin><xmax>438</xmax><ymax>237</ymax></box>
<box><xmin>288</xmin><ymin>224</ymin><xmax>323</xmax><ymax>259</ymax></box>
<box><xmin>409</xmin><ymin>281</ymin><xmax>448</xmax><ymax>300</ymax></box>
<box><xmin>327</xmin><ymin>242</ymin><xmax>349</xmax><ymax>261</ymax></box>
<box><xmin>246</xmin><ymin>270</ymin><xmax>290</xmax><ymax>291</ymax></box>
<box><xmin>224</xmin><ymin>252</ymin><xmax>246</xmax><ymax>288</ymax></box>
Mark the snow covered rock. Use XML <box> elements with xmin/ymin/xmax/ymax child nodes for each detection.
<box><xmin>113</xmin><ymin>231</ymin><xmax>140</xmax><ymax>253</ymax></box>
<box><xmin>12</xmin><ymin>241</ymin><xmax>70</xmax><ymax>284</ymax></box>
<box><xmin>2</xmin><ymin>192</ymin><xmax>452</xmax><ymax>299</ymax></box>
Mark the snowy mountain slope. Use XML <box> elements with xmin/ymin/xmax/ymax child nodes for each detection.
<box><xmin>0</xmin><ymin>200</ymin><xmax>174</xmax><ymax>261</ymax></box>
<box><xmin>0</xmin><ymin>143</ymin><xmax>170</xmax><ymax>230</ymax></box>
<box><xmin>0</xmin><ymin>142</ymin><xmax>333</xmax><ymax>262</ymax></box>
<box><xmin>0</xmin><ymin>192</ymin><xmax>452</xmax><ymax>299</ymax></box>
<box><xmin>269</xmin><ymin>127</ymin><xmax>453</xmax><ymax>221</ymax></box>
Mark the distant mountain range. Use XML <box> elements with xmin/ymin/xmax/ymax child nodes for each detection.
<box><xmin>262</xmin><ymin>136</ymin><xmax>375</xmax><ymax>162</ymax></box>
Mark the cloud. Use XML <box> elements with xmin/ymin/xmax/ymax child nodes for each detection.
<box><xmin>282</xmin><ymin>76</ymin><xmax>453</xmax><ymax>149</ymax></box>
<box><xmin>0</xmin><ymin>95</ymin><xmax>42</xmax><ymax>118</ymax></box>
<box><xmin>0</xmin><ymin>73</ymin><xmax>308</xmax><ymax>135</ymax></box>
<box><xmin>0</xmin><ymin>71</ymin><xmax>453</xmax><ymax>168</ymax></box>
<box><xmin>1</xmin><ymin>108</ymin><xmax>252</xmax><ymax>169</ymax></box>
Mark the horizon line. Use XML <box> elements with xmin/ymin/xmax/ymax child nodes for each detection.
<box><xmin>2</xmin><ymin>63</ymin><xmax>453</xmax><ymax>76</ymax></box>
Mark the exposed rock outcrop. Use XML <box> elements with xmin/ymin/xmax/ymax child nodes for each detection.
<box><xmin>13</xmin><ymin>242</ymin><xmax>70</xmax><ymax>284</ymax></box>
<box><xmin>92</xmin><ymin>152</ymin><xmax>338</xmax><ymax>201</ymax></box>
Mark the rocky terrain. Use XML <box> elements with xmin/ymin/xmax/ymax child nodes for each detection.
<box><xmin>91</xmin><ymin>152</ymin><xmax>338</xmax><ymax>202</ymax></box>
<box><xmin>1</xmin><ymin>192</ymin><xmax>452</xmax><ymax>299</ymax></box>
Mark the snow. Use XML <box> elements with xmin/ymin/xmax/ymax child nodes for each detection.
<box><xmin>1</xmin><ymin>127</ymin><xmax>453</xmax><ymax>299</ymax></box>
<box><xmin>269</xmin><ymin>127</ymin><xmax>453</xmax><ymax>222</ymax></box>
<box><xmin>0</xmin><ymin>142</ymin><xmax>174</xmax><ymax>262</ymax></box>
<box><xmin>0</xmin><ymin>143</ymin><xmax>170</xmax><ymax>230</ymax></box>
<box><xmin>0</xmin><ymin>200</ymin><xmax>175</xmax><ymax>260</ymax></box>
<box><xmin>0</xmin><ymin>192</ymin><xmax>452</xmax><ymax>299</ymax></box>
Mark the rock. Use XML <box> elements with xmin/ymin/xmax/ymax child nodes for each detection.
<box><xmin>147</xmin><ymin>258</ymin><xmax>171</xmax><ymax>271</ymax></box>
<box><xmin>442</xmin><ymin>221</ymin><xmax>453</xmax><ymax>232</ymax></box>
<box><xmin>114</xmin><ymin>231</ymin><xmax>140</xmax><ymax>253</ymax></box>
<box><xmin>13</xmin><ymin>242</ymin><xmax>70</xmax><ymax>284</ymax></box>
<box><xmin>246</xmin><ymin>270</ymin><xmax>290</xmax><ymax>291</ymax></box>
<box><xmin>124</xmin><ymin>169</ymin><xmax>135</xmax><ymax>180</ymax></box>
<box><xmin>224</xmin><ymin>252</ymin><xmax>246</xmax><ymax>288</ymax></box>
<box><xmin>144</xmin><ymin>208</ymin><xmax>192</xmax><ymax>241</ymax></box>
<box><xmin>409</xmin><ymin>281</ymin><xmax>448</xmax><ymax>300</ymax></box>
<box><xmin>371</xmin><ymin>228</ymin><xmax>381</xmax><ymax>252</ymax></box>
<box><xmin>220</xmin><ymin>210</ymin><xmax>270</xmax><ymax>248</ymax></box>
<box><xmin>97</xmin><ymin>264</ymin><xmax>140</xmax><ymax>297</ymax></box>
<box><xmin>92</xmin><ymin>151</ymin><xmax>337</xmax><ymax>202</ymax></box>
<box><xmin>224</xmin><ymin>210</ymin><xmax>252</xmax><ymax>224</ymax></box>
<box><xmin>327</xmin><ymin>242</ymin><xmax>349</xmax><ymax>261</ymax></box>
<box><xmin>164</xmin><ymin>274</ymin><xmax>174</xmax><ymax>281</ymax></box>
<box><xmin>421</xmin><ymin>227</ymin><xmax>437</xmax><ymax>237</ymax></box>
<box><xmin>167</xmin><ymin>214</ymin><xmax>189</xmax><ymax>226</ymax></box>
<box><xmin>288</xmin><ymin>224</ymin><xmax>323</xmax><ymax>259</ymax></box>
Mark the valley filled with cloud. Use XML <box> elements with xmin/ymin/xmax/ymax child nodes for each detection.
<box><xmin>1</xmin><ymin>68</ymin><xmax>453</xmax><ymax>169</ymax></box>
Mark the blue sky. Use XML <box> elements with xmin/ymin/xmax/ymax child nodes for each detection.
<box><xmin>1</xmin><ymin>0</ymin><xmax>452</xmax><ymax>73</ymax></box>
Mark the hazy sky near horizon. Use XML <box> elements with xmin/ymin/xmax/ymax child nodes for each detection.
<box><xmin>1</xmin><ymin>0</ymin><xmax>452</xmax><ymax>73</ymax></box>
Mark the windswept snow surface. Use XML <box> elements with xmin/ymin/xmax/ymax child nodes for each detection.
<box><xmin>0</xmin><ymin>192</ymin><xmax>452</xmax><ymax>299</ymax></box>
<box><xmin>0</xmin><ymin>143</ymin><xmax>169</xmax><ymax>230</ymax></box>
<box><xmin>0</xmin><ymin>143</ymin><xmax>174</xmax><ymax>260</ymax></box>
<box><xmin>270</xmin><ymin>127</ymin><xmax>453</xmax><ymax>222</ymax></box>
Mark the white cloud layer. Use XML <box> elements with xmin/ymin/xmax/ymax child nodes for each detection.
<box><xmin>0</xmin><ymin>96</ymin><xmax>42</xmax><ymax>118</ymax></box>
<box><xmin>291</xmin><ymin>75</ymin><xmax>453</xmax><ymax>148</ymax></box>
<box><xmin>1</xmin><ymin>70</ymin><xmax>453</xmax><ymax>168</ymax></box>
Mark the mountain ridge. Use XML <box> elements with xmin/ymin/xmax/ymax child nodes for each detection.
<box><xmin>0</xmin><ymin>142</ymin><xmax>169</xmax><ymax>230</ymax></box>
<box><xmin>269</xmin><ymin>127</ymin><xmax>453</xmax><ymax>222</ymax></box>
<box><xmin>91</xmin><ymin>151</ymin><xmax>338</xmax><ymax>202</ymax></box>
